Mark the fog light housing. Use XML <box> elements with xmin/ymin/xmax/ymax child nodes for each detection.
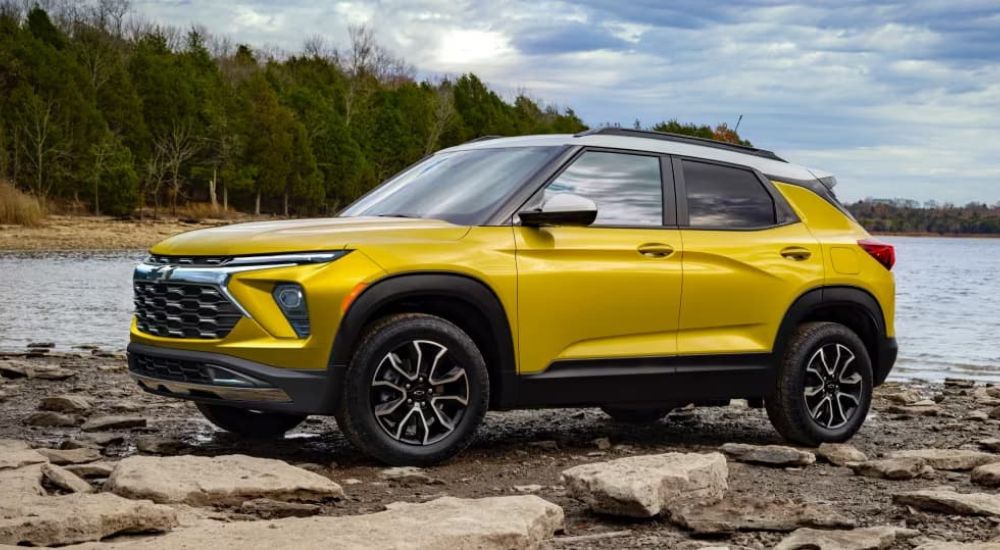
<box><xmin>273</xmin><ymin>283</ymin><xmax>310</xmax><ymax>338</ymax></box>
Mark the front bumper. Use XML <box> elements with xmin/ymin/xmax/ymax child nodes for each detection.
<box><xmin>127</xmin><ymin>343</ymin><xmax>344</xmax><ymax>415</ymax></box>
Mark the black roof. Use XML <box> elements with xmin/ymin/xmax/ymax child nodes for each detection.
<box><xmin>574</xmin><ymin>127</ymin><xmax>786</xmax><ymax>162</ymax></box>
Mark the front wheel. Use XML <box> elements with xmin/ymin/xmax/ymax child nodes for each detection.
<box><xmin>196</xmin><ymin>403</ymin><xmax>305</xmax><ymax>439</ymax></box>
<box><xmin>335</xmin><ymin>313</ymin><xmax>489</xmax><ymax>466</ymax></box>
<box><xmin>765</xmin><ymin>322</ymin><xmax>873</xmax><ymax>446</ymax></box>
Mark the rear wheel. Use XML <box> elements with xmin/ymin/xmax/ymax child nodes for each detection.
<box><xmin>196</xmin><ymin>403</ymin><xmax>305</xmax><ymax>439</ymax></box>
<box><xmin>601</xmin><ymin>406</ymin><xmax>673</xmax><ymax>424</ymax></box>
<box><xmin>765</xmin><ymin>322</ymin><xmax>873</xmax><ymax>446</ymax></box>
<box><xmin>335</xmin><ymin>313</ymin><xmax>489</xmax><ymax>466</ymax></box>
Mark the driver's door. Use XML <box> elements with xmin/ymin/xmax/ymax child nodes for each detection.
<box><xmin>514</xmin><ymin>149</ymin><xmax>683</xmax><ymax>375</ymax></box>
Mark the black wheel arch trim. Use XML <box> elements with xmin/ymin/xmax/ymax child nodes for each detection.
<box><xmin>329</xmin><ymin>271</ymin><xmax>518</xmax><ymax>408</ymax></box>
<box><xmin>775</xmin><ymin>285</ymin><xmax>895</xmax><ymax>385</ymax></box>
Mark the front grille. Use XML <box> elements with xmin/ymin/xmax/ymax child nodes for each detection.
<box><xmin>129</xmin><ymin>353</ymin><xmax>213</xmax><ymax>384</ymax></box>
<box><xmin>134</xmin><ymin>281</ymin><xmax>242</xmax><ymax>339</ymax></box>
<box><xmin>147</xmin><ymin>254</ymin><xmax>232</xmax><ymax>266</ymax></box>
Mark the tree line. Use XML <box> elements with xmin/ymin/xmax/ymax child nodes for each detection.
<box><xmin>847</xmin><ymin>200</ymin><xmax>1000</xmax><ymax>235</ymax></box>
<box><xmin>0</xmin><ymin>2</ymin><xmax>594</xmax><ymax>217</ymax></box>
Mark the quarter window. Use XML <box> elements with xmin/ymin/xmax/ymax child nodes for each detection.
<box><xmin>683</xmin><ymin>160</ymin><xmax>776</xmax><ymax>228</ymax></box>
<box><xmin>544</xmin><ymin>151</ymin><xmax>663</xmax><ymax>226</ymax></box>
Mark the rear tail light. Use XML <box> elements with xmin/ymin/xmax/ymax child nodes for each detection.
<box><xmin>858</xmin><ymin>239</ymin><xmax>895</xmax><ymax>270</ymax></box>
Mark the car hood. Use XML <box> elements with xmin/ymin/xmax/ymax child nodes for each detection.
<box><xmin>149</xmin><ymin>216</ymin><xmax>471</xmax><ymax>256</ymax></box>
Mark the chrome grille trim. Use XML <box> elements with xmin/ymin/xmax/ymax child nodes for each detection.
<box><xmin>134</xmin><ymin>281</ymin><xmax>242</xmax><ymax>339</ymax></box>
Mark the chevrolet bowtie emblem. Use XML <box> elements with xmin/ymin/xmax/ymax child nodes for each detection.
<box><xmin>150</xmin><ymin>265</ymin><xmax>175</xmax><ymax>281</ymax></box>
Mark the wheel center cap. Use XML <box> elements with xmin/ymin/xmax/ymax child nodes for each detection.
<box><xmin>410</xmin><ymin>386</ymin><xmax>429</xmax><ymax>401</ymax></box>
<box><xmin>825</xmin><ymin>381</ymin><xmax>838</xmax><ymax>393</ymax></box>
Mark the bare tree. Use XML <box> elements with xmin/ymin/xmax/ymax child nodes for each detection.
<box><xmin>154</xmin><ymin>123</ymin><xmax>200</xmax><ymax>215</ymax></box>
<box><xmin>425</xmin><ymin>85</ymin><xmax>455</xmax><ymax>155</ymax></box>
<box><xmin>17</xmin><ymin>96</ymin><xmax>68</xmax><ymax>201</ymax></box>
<box><xmin>142</xmin><ymin>147</ymin><xmax>167</xmax><ymax>218</ymax></box>
<box><xmin>342</xmin><ymin>25</ymin><xmax>413</xmax><ymax>126</ymax></box>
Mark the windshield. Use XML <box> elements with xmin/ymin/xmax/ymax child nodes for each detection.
<box><xmin>340</xmin><ymin>146</ymin><xmax>560</xmax><ymax>225</ymax></box>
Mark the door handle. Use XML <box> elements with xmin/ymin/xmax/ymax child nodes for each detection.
<box><xmin>780</xmin><ymin>246</ymin><xmax>812</xmax><ymax>261</ymax></box>
<box><xmin>638</xmin><ymin>243</ymin><xmax>675</xmax><ymax>258</ymax></box>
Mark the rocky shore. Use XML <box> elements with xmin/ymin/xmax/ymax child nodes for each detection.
<box><xmin>1</xmin><ymin>348</ymin><xmax>999</xmax><ymax>549</ymax></box>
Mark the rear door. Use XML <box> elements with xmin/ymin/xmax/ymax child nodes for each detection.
<box><xmin>674</xmin><ymin>157</ymin><xmax>824</xmax><ymax>357</ymax></box>
<box><xmin>514</xmin><ymin>149</ymin><xmax>683</xmax><ymax>375</ymax></box>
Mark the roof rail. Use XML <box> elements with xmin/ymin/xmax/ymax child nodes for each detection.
<box><xmin>574</xmin><ymin>127</ymin><xmax>785</xmax><ymax>162</ymax></box>
<box><xmin>464</xmin><ymin>135</ymin><xmax>503</xmax><ymax>143</ymax></box>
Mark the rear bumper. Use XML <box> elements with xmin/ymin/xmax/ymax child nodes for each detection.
<box><xmin>127</xmin><ymin>343</ymin><xmax>343</xmax><ymax>415</ymax></box>
<box><xmin>874</xmin><ymin>336</ymin><xmax>898</xmax><ymax>386</ymax></box>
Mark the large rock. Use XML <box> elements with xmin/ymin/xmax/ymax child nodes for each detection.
<box><xmin>669</xmin><ymin>497</ymin><xmax>855</xmax><ymax>534</ymax></box>
<box><xmin>980</xmin><ymin>438</ymin><xmax>1000</xmax><ymax>452</ymax></box>
<box><xmin>850</xmin><ymin>457</ymin><xmax>933</xmax><ymax>480</ymax></box>
<box><xmin>879</xmin><ymin>387</ymin><xmax>924</xmax><ymax>405</ymax></box>
<box><xmin>0</xmin><ymin>463</ymin><xmax>46</xmax><ymax>499</ymax></box>
<box><xmin>0</xmin><ymin>493</ymin><xmax>177</xmax><ymax>547</ymax></box>
<box><xmin>0</xmin><ymin>439</ymin><xmax>47</xmax><ymax>470</ymax></box>
<box><xmin>106</xmin><ymin>454</ymin><xmax>345</xmax><ymax>505</ymax></box>
<box><xmin>720</xmin><ymin>443</ymin><xmax>816</xmax><ymax>467</ymax></box>
<box><xmin>65</xmin><ymin>496</ymin><xmax>562</xmax><ymax>550</ymax></box>
<box><xmin>972</xmin><ymin>462</ymin><xmax>1000</xmax><ymax>487</ymax></box>
<box><xmin>893</xmin><ymin>489</ymin><xmax>1000</xmax><ymax>517</ymax></box>
<box><xmin>816</xmin><ymin>443</ymin><xmax>867</xmax><ymax>466</ymax></box>
<box><xmin>561</xmin><ymin>452</ymin><xmax>727</xmax><ymax>518</ymax></box>
<box><xmin>774</xmin><ymin>525</ymin><xmax>919</xmax><ymax>550</ymax></box>
<box><xmin>887</xmin><ymin>449</ymin><xmax>1000</xmax><ymax>471</ymax></box>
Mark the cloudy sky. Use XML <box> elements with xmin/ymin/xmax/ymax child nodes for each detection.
<box><xmin>135</xmin><ymin>0</ymin><xmax>1000</xmax><ymax>203</ymax></box>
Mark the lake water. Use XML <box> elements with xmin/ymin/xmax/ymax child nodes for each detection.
<box><xmin>0</xmin><ymin>236</ymin><xmax>998</xmax><ymax>383</ymax></box>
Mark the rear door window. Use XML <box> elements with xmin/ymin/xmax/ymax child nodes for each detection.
<box><xmin>682</xmin><ymin>160</ymin><xmax>776</xmax><ymax>229</ymax></box>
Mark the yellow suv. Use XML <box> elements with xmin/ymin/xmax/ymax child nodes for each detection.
<box><xmin>129</xmin><ymin>128</ymin><xmax>897</xmax><ymax>465</ymax></box>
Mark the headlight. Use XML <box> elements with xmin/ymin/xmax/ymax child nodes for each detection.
<box><xmin>273</xmin><ymin>283</ymin><xmax>310</xmax><ymax>338</ymax></box>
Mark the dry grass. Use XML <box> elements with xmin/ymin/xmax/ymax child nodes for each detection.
<box><xmin>174</xmin><ymin>201</ymin><xmax>237</xmax><ymax>222</ymax></box>
<box><xmin>0</xmin><ymin>181</ymin><xmax>46</xmax><ymax>227</ymax></box>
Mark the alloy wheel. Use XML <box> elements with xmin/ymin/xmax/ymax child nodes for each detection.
<box><xmin>803</xmin><ymin>343</ymin><xmax>864</xmax><ymax>429</ymax></box>
<box><xmin>370</xmin><ymin>339</ymin><xmax>470</xmax><ymax>445</ymax></box>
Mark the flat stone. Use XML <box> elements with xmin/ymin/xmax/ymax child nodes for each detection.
<box><xmin>669</xmin><ymin>497</ymin><xmax>855</xmax><ymax>534</ymax></box>
<box><xmin>945</xmin><ymin>378</ymin><xmax>976</xmax><ymax>388</ymax></box>
<box><xmin>78</xmin><ymin>432</ymin><xmax>126</xmax><ymax>447</ymax></box>
<box><xmin>36</xmin><ymin>447</ymin><xmax>102</xmax><ymax>465</ymax></box>
<box><xmin>39</xmin><ymin>395</ymin><xmax>93</xmax><ymax>414</ymax></box>
<box><xmin>80</xmin><ymin>415</ymin><xmax>147</xmax><ymax>431</ymax></box>
<box><xmin>966</xmin><ymin>411</ymin><xmax>991</xmax><ymax>421</ymax></box>
<box><xmin>106</xmin><ymin>454</ymin><xmax>345</xmax><ymax>505</ymax></box>
<box><xmin>562</xmin><ymin>452</ymin><xmax>728</xmax><ymax>518</ymax></box>
<box><xmin>850</xmin><ymin>457</ymin><xmax>933</xmax><ymax>480</ymax></box>
<box><xmin>775</xmin><ymin>525</ymin><xmax>920</xmax><ymax>550</ymax></box>
<box><xmin>721</xmin><ymin>443</ymin><xmax>816</xmax><ymax>467</ymax></box>
<box><xmin>240</xmin><ymin>498</ymin><xmax>321</xmax><ymax>519</ymax></box>
<box><xmin>0</xmin><ymin>439</ymin><xmax>47</xmax><ymax>470</ymax></box>
<box><xmin>0</xmin><ymin>493</ymin><xmax>177</xmax><ymax>546</ymax></box>
<box><xmin>0</xmin><ymin>361</ymin><xmax>30</xmax><ymax>378</ymax></box>
<box><xmin>971</xmin><ymin>462</ymin><xmax>1000</xmax><ymax>487</ymax></box>
<box><xmin>25</xmin><ymin>411</ymin><xmax>78</xmax><ymax>427</ymax></box>
<box><xmin>817</xmin><ymin>443</ymin><xmax>867</xmax><ymax>466</ymax></box>
<box><xmin>377</xmin><ymin>466</ymin><xmax>443</xmax><ymax>485</ymax></box>
<box><xmin>887</xmin><ymin>449</ymin><xmax>1000</xmax><ymax>471</ymax></box>
<box><xmin>893</xmin><ymin>489</ymin><xmax>1000</xmax><ymax>517</ymax></box>
<box><xmin>58</xmin><ymin>495</ymin><xmax>562</xmax><ymax>550</ymax></box>
<box><xmin>27</xmin><ymin>342</ymin><xmax>55</xmax><ymax>348</ymax></box>
<box><xmin>980</xmin><ymin>438</ymin><xmax>1000</xmax><ymax>452</ymax></box>
<box><xmin>41</xmin><ymin>463</ymin><xmax>93</xmax><ymax>493</ymax></box>
<box><xmin>31</xmin><ymin>366</ymin><xmax>76</xmax><ymax>381</ymax></box>
<box><xmin>64</xmin><ymin>461</ymin><xmax>116</xmax><ymax>478</ymax></box>
<box><xmin>880</xmin><ymin>388</ymin><xmax>924</xmax><ymax>405</ymax></box>
<box><xmin>887</xmin><ymin>404</ymin><xmax>942</xmax><ymax>416</ymax></box>
<box><xmin>990</xmin><ymin>406</ymin><xmax>1000</xmax><ymax>419</ymax></box>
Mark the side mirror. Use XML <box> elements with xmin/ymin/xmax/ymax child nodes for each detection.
<box><xmin>518</xmin><ymin>193</ymin><xmax>598</xmax><ymax>227</ymax></box>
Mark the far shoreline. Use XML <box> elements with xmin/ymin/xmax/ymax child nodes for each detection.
<box><xmin>3</xmin><ymin>215</ymin><xmax>1000</xmax><ymax>252</ymax></box>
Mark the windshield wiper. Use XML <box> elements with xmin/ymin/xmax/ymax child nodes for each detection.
<box><xmin>375</xmin><ymin>213</ymin><xmax>419</xmax><ymax>218</ymax></box>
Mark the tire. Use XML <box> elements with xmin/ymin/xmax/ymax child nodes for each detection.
<box><xmin>601</xmin><ymin>406</ymin><xmax>672</xmax><ymax>424</ymax></box>
<box><xmin>196</xmin><ymin>402</ymin><xmax>305</xmax><ymax>439</ymax></box>
<box><xmin>334</xmin><ymin>313</ymin><xmax>489</xmax><ymax>466</ymax></box>
<box><xmin>765</xmin><ymin>321</ymin><xmax>873</xmax><ymax>446</ymax></box>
